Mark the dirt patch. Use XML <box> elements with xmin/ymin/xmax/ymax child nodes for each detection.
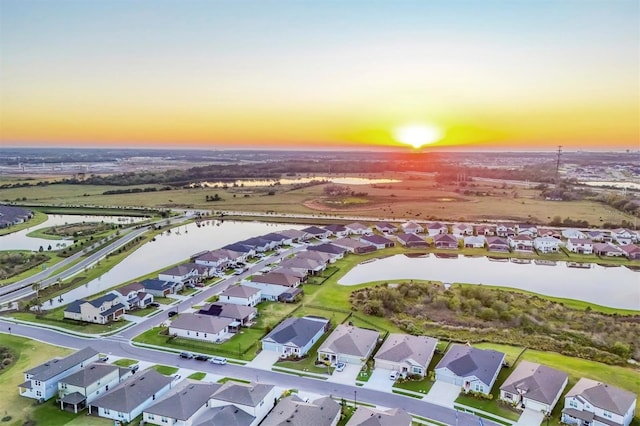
<box><xmin>303</xmin><ymin>198</ymin><xmax>381</xmax><ymax>212</ymax></box>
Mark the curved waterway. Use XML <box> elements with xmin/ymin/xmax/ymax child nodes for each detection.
<box><xmin>338</xmin><ymin>254</ymin><xmax>640</xmax><ymax>310</ymax></box>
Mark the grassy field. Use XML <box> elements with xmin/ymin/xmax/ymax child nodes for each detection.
<box><xmin>11</xmin><ymin>309</ymin><xmax>131</xmax><ymax>334</ymax></box>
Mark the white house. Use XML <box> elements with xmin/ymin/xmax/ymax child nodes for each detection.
<box><xmin>262</xmin><ymin>395</ymin><xmax>341</xmax><ymax>426</ymax></box>
<box><xmin>463</xmin><ymin>235</ymin><xmax>486</xmax><ymax>248</ymax></box>
<box><xmin>345</xmin><ymin>222</ymin><xmax>372</xmax><ymax>235</ymax></box>
<box><xmin>318</xmin><ymin>325</ymin><xmax>380</xmax><ymax>366</ymax></box>
<box><xmin>194</xmin><ymin>249</ymin><xmax>230</xmax><ymax>270</ymax></box>
<box><xmin>143</xmin><ymin>380</ymin><xmax>219</xmax><ymax>426</ymax></box>
<box><xmin>499</xmin><ymin>361</ymin><xmax>568</xmax><ymax>415</ymax></box>
<box><xmin>612</xmin><ymin>228</ymin><xmax>637</xmax><ymax>245</ymax></box>
<box><xmin>435</xmin><ymin>344</ymin><xmax>505</xmax><ymax>395</ymax></box>
<box><xmin>374</xmin><ymin>221</ymin><xmax>397</xmax><ymax>234</ymax></box>
<box><xmin>533</xmin><ymin>236</ymin><xmax>561</xmax><ymax>253</ymax></box>
<box><xmin>566</xmin><ymin>238</ymin><xmax>594</xmax><ymax>255</ymax></box>
<box><xmin>19</xmin><ymin>347</ymin><xmax>99</xmax><ymax>401</ymax></box>
<box><xmin>158</xmin><ymin>263</ymin><xmax>202</xmax><ymax>286</ymax></box>
<box><xmin>509</xmin><ymin>235</ymin><xmax>534</xmax><ymax>252</ymax></box>
<box><xmin>169</xmin><ymin>313</ymin><xmax>234</xmax><ymax>343</ymax></box>
<box><xmin>426</xmin><ymin>222</ymin><xmax>448</xmax><ymax>236</ymax></box>
<box><xmin>561</xmin><ymin>378</ymin><xmax>636</xmax><ymax>426</ymax></box>
<box><xmin>452</xmin><ymin>223</ymin><xmax>474</xmax><ymax>236</ymax></box>
<box><xmin>63</xmin><ymin>294</ymin><xmax>125</xmax><ymax>325</ymax></box>
<box><xmin>374</xmin><ymin>334</ymin><xmax>437</xmax><ymax>377</ymax></box>
<box><xmin>208</xmin><ymin>381</ymin><xmax>277</xmax><ymax>424</ymax></box>
<box><xmin>562</xmin><ymin>229</ymin><xmax>588</xmax><ymax>240</ymax></box>
<box><xmin>110</xmin><ymin>282</ymin><xmax>154</xmax><ymax>310</ymax></box>
<box><xmin>219</xmin><ymin>285</ymin><xmax>261</xmax><ymax>307</ymax></box>
<box><xmin>324</xmin><ymin>224</ymin><xmax>349</xmax><ymax>238</ymax></box>
<box><xmin>262</xmin><ymin>316</ymin><xmax>330</xmax><ymax>358</ymax></box>
<box><xmin>401</xmin><ymin>221</ymin><xmax>424</xmax><ymax>234</ymax></box>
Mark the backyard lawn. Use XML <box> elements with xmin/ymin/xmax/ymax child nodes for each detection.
<box><xmin>10</xmin><ymin>309</ymin><xmax>131</xmax><ymax>334</ymax></box>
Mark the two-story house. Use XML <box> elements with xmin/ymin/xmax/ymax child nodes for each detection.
<box><xmin>63</xmin><ymin>294</ymin><xmax>126</xmax><ymax>325</ymax></box>
<box><xmin>110</xmin><ymin>282</ymin><xmax>153</xmax><ymax>310</ymax></box>
<box><xmin>562</xmin><ymin>378</ymin><xmax>636</xmax><ymax>426</ymax></box>
<box><xmin>533</xmin><ymin>236</ymin><xmax>561</xmax><ymax>253</ymax></box>
<box><xmin>566</xmin><ymin>238</ymin><xmax>594</xmax><ymax>255</ymax></box>
<box><xmin>143</xmin><ymin>380</ymin><xmax>219</xmax><ymax>426</ymax></box>
<box><xmin>509</xmin><ymin>235</ymin><xmax>534</xmax><ymax>252</ymax></box>
<box><xmin>218</xmin><ymin>285</ymin><xmax>261</xmax><ymax>307</ymax></box>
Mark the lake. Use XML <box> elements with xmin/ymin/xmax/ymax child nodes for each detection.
<box><xmin>193</xmin><ymin>176</ymin><xmax>400</xmax><ymax>188</ymax></box>
<box><xmin>338</xmin><ymin>254</ymin><xmax>640</xmax><ymax>310</ymax></box>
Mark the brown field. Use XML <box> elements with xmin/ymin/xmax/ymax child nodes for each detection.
<box><xmin>0</xmin><ymin>173</ymin><xmax>634</xmax><ymax>226</ymax></box>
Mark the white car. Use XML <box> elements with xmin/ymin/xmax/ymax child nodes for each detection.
<box><xmin>210</xmin><ymin>356</ymin><xmax>227</xmax><ymax>365</ymax></box>
<box><xmin>334</xmin><ymin>362</ymin><xmax>345</xmax><ymax>372</ymax></box>
<box><xmin>389</xmin><ymin>371</ymin><xmax>399</xmax><ymax>380</ymax></box>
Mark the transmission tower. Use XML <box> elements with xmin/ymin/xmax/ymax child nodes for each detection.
<box><xmin>555</xmin><ymin>145</ymin><xmax>562</xmax><ymax>186</ymax></box>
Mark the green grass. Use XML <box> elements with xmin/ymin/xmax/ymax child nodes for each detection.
<box><xmin>10</xmin><ymin>310</ymin><xmax>131</xmax><ymax>334</ymax></box>
<box><xmin>276</xmin><ymin>328</ymin><xmax>336</xmax><ymax>375</ymax></box>
<box><xmin>474</xmin><ymin>342</ymin><xmax>525</xmax><ymax>366</ymax></box>
<box><xmin>127</xmin><ymin>306</ymin><xmax>159</xmax><ymax>317</ymax></box>
<box><xmin>113</xmin><ymin>358</ymin><xmax>138</xmax><ymax>367</ymax></box>
<box><xmin>179</xmin><ymin>287</ymin><xmax>198</xmax><ymax>296</ymax></box>
<box><xmin>152</xmin><ymin>364</ymin><xmax>179</xmax><ymax>375</ymax></box>
<box><xmin>393</xmin><ymin>376</ymin><xmax>435</xmax><ymax>394</ymax></box>
<box><xmin>188</xmin><ymin>372</ymin><xmax>206</xmax><ymax>380</ymax></box>
<box><xmin>391</xmin><ymin>389</ymin><xmax>423</xmax><ymax>399</ymax></box>
<box><xmin>217</xmin><ymin>377</ymin><xmax>250</xmax><ymax>384</ymax></box>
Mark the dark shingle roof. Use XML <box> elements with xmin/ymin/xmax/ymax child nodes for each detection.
<box><xmin>262</xmin><ymin>395</ymin><xmax>340</xmax><ymax>426</ymax></box>
<box><xmin>567</xmin><ymin>378</ymin><xmax>636</xmax><ymax>416</ymax></box>
<box><xmin>193</xmin><ymin>405</ymin><xmax>255</xmax><ymax>426</ymax></box>
<box><xmin>262</xmin><ymin>317</ymin><xmax>329</xmax><ymax>348</ymax></box>
<box><xmin>375</xmin><ymin>334</ymin><xmax>437</xmax><ymax>367</ymax></box>
<box><xmin>210</xmin><ymin>381</ymin><xmax>274</xmax><ymax>407</ymax></box>
<box><xmin>500</xmin><ymin>361</ymin><xmax>568</xmax><ymax>405</ymax></box>
<box><xmin>436</xmin><ymin>344</ymin><xmax>505</xmax><ymax>387</ymax></box>
<box><xmin>220</xmin><ymin>285</ymin><xmax>260</xmax><ymax>299</ymax></box>
<box><xmin>60</xmin><ymin>362</ymin><xmax>119</xmax><ymax>388</ymax></box>
<box><xmin>361</xmin><ymin>234</ymin><xmax>394</xmax><ymax>245</ymax></box>
<box><xmin>25</xmin><ymin>347</ymin><xmax>99</xmax><ymax>381</ymax></box>
<box><xmin>144</xmin><ymin>380</ymin><xmax>220</xmax><ymax>420</ymax></box>
<box><xmin>346</xmin><ymin>407</ymin><xmax>412</xmax><ymax>426</ymax></box>
<box><xmin>90</xmin><ymin>369</ymin><xmax>173</xmax><ymax>413</ymax></box>
<box><xmin>307</xmin><ymin>243</ymin><xmax>347</xmax><ymax>255</ymax></box>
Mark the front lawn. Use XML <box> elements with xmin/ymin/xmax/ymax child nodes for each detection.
<box><xmin>393</xmin><ymin>376</ymin><xmax>435</xmax><ymax>394</ymax></box>
<box><xmin>127</xmin><ymin>306</ymin><xmax>159</xmax><ymax>317</ymax></box>
<box><xmin>113</xmin><ymin>358</ymin><xmax>138</xmax><ymax>367</ymax></box>
<box><xmin>188</xmin><ymin>372</ymin><xmax>206</xmax><ymax>380</ymax></box>
<box><xmin>152</xmin><ymin>364</ymin><xmax>178</xmax><ymax>375</ymax></box>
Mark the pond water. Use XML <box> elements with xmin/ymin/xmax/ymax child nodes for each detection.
<box><xmin>1</xmin><ymin>214</ymin><xmax>146</xmax><ymax>251</ymax></box>
<box><xmin>42</xmin><ymin>220</ymin><xmax>303</xmax><ymax>309</ymax></box>
<box><xmin>581</xmin><ymin>181</ymin><xmax>640</xmax><ymax>190</ymax></box>
<box><xmin>338</xmin><ymin>254</ymin><xmax>640</xmax><ymax>310</ymax></box>
<box><xmin>193</xmin><ymin>176</ymin><xmax>400</xmax><ymax>188</ymax></box>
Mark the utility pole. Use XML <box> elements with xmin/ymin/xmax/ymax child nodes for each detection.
<box><xmin>555</xmin><ymin>145</ymin><xmax>562</xmax><ymax>187</ymax></box>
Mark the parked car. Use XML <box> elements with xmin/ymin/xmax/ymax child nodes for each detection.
<box><xmin>389</xmin><ymin>371</ymin><xmax>399</xmax><ymax>380</ymax></box>
<box><xmin>210</xmin><ymin>356</ymin><xmax>227</xmax><ymax>365</ymax></box>
<box><xmin>194</xmin><ymin>354</ymin><xmax>211</xmax><ymax>361</ymax></box>
<box><xmin>179</xmin><ymin>352</ymin><xmax>193</xmax><ymax>359</ymax></box>
<box><xmin>149</xmin><ymin>302</ymin><xmax>160</xmax><ymax>308</ymax></box>
<box><xmin>335</xmin><ymin>362</ymin><xmax>345</xmax><ymax>372</ymax></box>
<box><xmin>168</xmin><ymin>311</ymin><xmax>178</xmax><ymax>318</ymax></box>
<box><xmin>129</xmin><ymin>364</ymin><xmax>140</xmax><ymax>372</ymax></box>
<box><xmin>98</xmin><ymin>355</ymin><xmax>109</xmax><ymax>362</ymax></box>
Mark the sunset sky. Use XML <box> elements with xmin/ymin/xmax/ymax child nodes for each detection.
<box><xmin>1</xmin><ymin>0</ymin><xmax>638</xmax><ymax>150</ymax></box>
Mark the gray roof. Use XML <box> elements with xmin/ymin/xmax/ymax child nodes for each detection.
<box><xmin>199</xmin><ymin>302</ymin><xmax>257</xmax><ymax>320</ymax></box>
<box><xmin>396</xmin><ymin>233</ymin><xmax>424</xmax><ymax>244</ymax></box>
<box><xmin>319</xmin><ymin>324</ymin><xmax>380</xmax><ymax>358</ymax></box>
<box><xmin>210</xmin><ymin>381</ymin><xmax>274</xmax><ymax>407</ymax></box>
<box><xmin>60</xmin><ymin>391</ymin><xmax>86</xmax><ymax>405</ymax></box>
<box><xmin>436</xmin><ymin>344</ymin><xmax>505</xmax><ymax>386</ymax></box>
<box><xmin>263</xmin><ymin>316</ymin><xmax>329</xmax><ymax>348</ymax></box>
<box><xmin>60</xmin><ymin>362</ymin><xmax>119</xmax><ymax>388</ymax></box>
<box><xmin>114</xmin><ymin>282</ymin><xmax>144</xmax><ymax>296</ymax></box>
<box><xmin>262</xmin><ymin>395</ymin><xmax>340</xmax><ymax>426</ymax></box>
<box><xmin>193</xmin><ymin>404</ymin><xmax>255</xmax><ymax>426</ymax></box>
<box><xmin>361</xmin><ymin>234</ymin><xmax>394</xmax><ymax>245</ymax></box>
<box><xmin>140</xmin><ymin>279</ymin><xmax>176</xmax><ymax>291</ymax></box>
<box><xmin>301</xmin><ymin>226</ymin><xmax>328</xmax><ymax>235</ymax></box>
<box><xmin>332</xmin><ymin>238</ymin><xmax>374</xmax><ymax>250</ymax></box>
<box><xmin>307</xmin><ymin>243</ymin><xmax>347</xmax><ymax>255</ymax></box>
<box><xmin>220</xmin><ymin>284</ymin><xmax>260</xmax><ymax>298</ymax></box>
<box><xmin>170</xmin><ymin>313</ymin><xmax>233</xmax><ymax>334</ymax></box>
<box><xmin>161</xmin><ymin>263</ymin><xmax>198</xmax><ymax>276</ymax></box>
<box><xmin>296</xmin><ymin>250</ymin><xmax>335</xmax><ymax>263</ymax></box>
<box><xmin>145</xmin><ymin>380</ymin><xmax>220</xmax><ymax>420</ymax></box>
<box><xmin>25</xmin><ymin>347</ymin><xmax>99</xmax><ymax>381</ymax></box>
<box><xmin>278</xmin><ymin>229</ymin><xmax>307</xmax><ymax>240</ymax></box>
<box><xmin>346</xmin><ymin>407</ymin><xmax>412</xmax><ymax>426</ymax></box>
<box><xmin>500</xmin><ymin>361</ymin><xmax>568</xmax><ymax>405</ymax></box>
<box><xmin>271</xmin><ymin>267</ymin><xmax>307</xmax><ymax>278</ymax></box>
<box><xmin>566</xmin><ymin>378</ymin><xmax>636</xmax><ymax>416</ymax></box>
<box><xmin>375</xmin><ymin>334</ymin><xmax>437</xmax><ymax>368</ymax></box>
<box><xmin>280</xmin><ymin>256</ymin><xmax>324</xmax><ymax>270</ymax></box>
<box><xmin>250</xmin><ymin>272</ymin><xmax>299</xmax><ymax>287</ymax></box>
<box><xmin>375</xmin><ymin>221</ymin><xmax>397</xmax><ymax>230</ymax></box>
<box><xmin>90</xmin><ymin>369</ymin><xmax>172</xmax><ymax>413</ymax></box>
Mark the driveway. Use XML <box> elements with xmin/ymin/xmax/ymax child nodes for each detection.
<box><xmin>515</xmin><ymin>408</ymin><xmax>544</xmax><ymax>426</ymax></box>
<box><xmin>426</xmin><ymin>381</ymin><xmax>460</xmax><ymax>407</ymax></box>
<box><xmin>246</xmin><ymin>350</ymin><xmax>281</xmax><ymax>370</ymax></box>
<box><xmin>361</xmin><ymin>368</ymin><xmax>394</xmax><ymax>392</ymax></box>
<box><xmin>327</xmin><ymin>363</ymin><xmax>361</xmax><ymax>385</ymax></box>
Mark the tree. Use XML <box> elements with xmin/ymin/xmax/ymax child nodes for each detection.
<box><xmin>31</xmin><ymin>281</ymin><xmax>41</xmax><ymax>298</ymax></box>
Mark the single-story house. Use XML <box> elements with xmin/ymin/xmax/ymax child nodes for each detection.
<box><xmin>271</xmin><ymin>266</ymin><xmax>307</xmax><ymax>280</ymax></box>
<box><xmin>158</xmin><ymin>263</ymin><xmax>207</xmax><ymax>286</ymax></box>
<box><xmin>433</xmin><ymin>234</ymin><xmax>459</xmax><ymax>249</ymax></box>
<box><xmin>566</xmin><ymin>238</ymin><xmax>594</xmax><ymax>255</ymax></box>
<box><xmin>243</xmin><ymin>280</ymin><xmax>294</xmax><ymax>302</ymax></box>
<box><xmin>279</xmin><ymin>256</ymin><xmax>326</xmax><ymax>274</ymax></box>
<box><xmin>58</xmin><ymin>362</ymin><xmax>133</xmax><ymax>413</ymax></box>
<box><xmin>139</xmin><ymin>279</ymin><xmax>181</xmax><ymax>297</ymax></box>
<box><xmin>586</xmin><ymin>230</ymin><xmax>611</xmax><ymax>242</ymax></box>
<box><xmin>452</xmin><ymin>223</ymin><xmax>474</xmax><ymax>236</ymax></box>
<box><xmin>0</xmin><ymin>205</ymin><xmax>33</xmax><ymax>229</ymax></box>
<box><xmin>262</xmin><ymin>395</ymin><xmax>341</xmax><ymax>426</ymax></box>
<box><xmin>593</xmin><ymin>243</ymin><xmax>625</xmax><ymax>257</ymax></box>
<box><xmin>487</xmin><ymin>236</ymin><xmax>510</xmax><ymax>252</ymax></box>
<box><xmin>396</xmin><ymin>233</ymin><xmax>428</xmax><ymax>248</ymax></box>
<box><xmin>464</xmin><ymin>235</ymin><xmax>486</xmax><ymax>248</ymax></box>
<box><xmin>331</xmin><ymin>237</ymin><xmax>376</xmax><ymax>254</ymax></box>
<box><xmin>620</xmin><ymin>244</ymin><xmax>640</xmax><ymax>260</ymax></box>
<box><xmin>345</xmin><ymin>222</ymin><xmax>372</xmax><ymax>235</ymax></box>
<box><xmin>562</xmin><ymin>229</ymin><xmax>588</xmax><ymax>240</ymax></box>
<box><xmin>538</xmin><ymin>228</ymin><xmax>561</xmax><ymax>239</ymax></box>
<box><xmin>223</xmin><ymin>243</ymin><xmax>256</xmax><ymax>259</ymax></box>
<box><xmin>19</xmin><ymin>347</ymin><xmax>99</xmax><ymax>401</ymax></box>
<box><xmin>169</xmin><ymin>313</ymin><xmax>234</xmax><ymax>343</ymax></box>
<box><xmin>475</xmin><ymin>225</ymin><xmax>497</xmax><ymax>236</ymax></box>
<box><xmin>509</xmin><ymin>235</ymin><xmax>534</xmax><ymax>252</ymax></box>
<box><xmin>262</xmin><ymin>316</ymin><xmax>330</xmax><ymax>357</ymax></box>
<box><xmin>533</xmin><ymin>236</ymin><xmax>561</xmax><ymax>253</ymax></box>
<box><xmin>496</xmin><ymin>224</ymin><xmax>516</xmax><ymax>238</ymax></box>
<box><xmin>318</xmin><ymin>324</ymin><xmax>380</xmax><ymax>366</ymax></box>
<box><xmin>401</xmin><ymin>221</ymin><xmax>424</xmax><ymax>234</ymax></box>
<box><xmin>324</xmin><ymin>224</ymin><xmax>349</xmax><ymax>238</ymax></box>
<box><xmin>278</xmin><ymin>228</ymin><xmax>309</xmax><ymax>242</ymax></box>
<box><xmin>374</xmin><ymin>333</ymin><xmax>437</xmax><ymax>377</ymax></box>
<box><xmin>217</xmin><ymin>248</ymin><xmax>249</xmax><ymax>264</ymax></box>
<box><xmin>307</xmin><ymin>243</ymin><xmax>348</xmax><ymax>259</ymax></box>
<box><xmin>346</xmin><ymin>407</ymin><xmax>412</xmax><ymax>426</ymax></box>
<box><xmin>208</xmin><ymin>381</ymin><xmax>277</xmax><ymax>423</ymax></box>
<box><xmin>374</xmin><ymin>221</ymin><xmax>398</xmax><ymax>234</ymax></box>
<box><xmin>612</xmin><ymin>228</ymin><xmax>637</xmax><ymax>245</ymax></box>
<box><xmin>499</xmin><ymin>361</ymin><xmax>568</xmax><ymax>415</ymax></box>
<box><xmin>516</xmin><ymin>224</ymin><xmax>538</xmax><ymax>237</ymax></box>
<box><xmin>198</xmin><ymin>302</ymin><xmax>257</xmax><ymax>330</ymax></box>
<box><xmin>261</xmin><ymin>232</ymin><xmax>292</xmax><ymax>246</ymax></box>
<box><xmin>435</xmin><ymin>344</ymin><xmax>505</xmax><ymax>395</ymax></box>
<box><xmin>143</xmin><ymin>380</ymin><xmax>219</xmax><ymax>426</ymax></box>
<box><xmin>296</xmin><ymin>250</ymin><xmax>337</xmax><ymax>264</ymax></box>
<box><xmin>63</xmin><ymin>294</ymin><xmax>126</xmax><ymax>325</ymax></box>
<box><xmin>194</xmin><ymin>250</ymin><xmax>230</xmax><ymax>270</ymax></box>
<box><xmin>360</xmin><ymin>234</ymin><xmax>395</xmax><ymax>249</ymax></box>
<box><xmin>110</xmin><ymin>282</ymin><xmax>154</xmax><ymax>310</ymax></box>
<box><xmin>191</xmin><ymin>405</ymin><xmax>256</xmax><ymax>426</ymax></box>
<box><xmin>561</xmin><ymin>378</ymin><xmax>636</xmax><ymax>426</ymax></box>
<box><xmin>218</xmin><ymin>285</ymin><xmax>261</xmax><ymax>307</ymax></box>
<box><xmin>249</xmin><ymin>272</ymin><xmax>301</xmax><ymax>288</ymax></box>
<box><xmin>89</xmin><ymin>369</ymin><xmax>173</xmax><ymax>423</ymax></box>
<box><xmin>239</xmin><ymin>237</ymin><xmax>274</xmax><ymax>252</ymax></box>
<box><xmin>301</xmin><ymin>225</ymin><xmax>331</xmax><ymax>240</ymax></box>
<box><xmin>426</xmin><ymin>222</ymin><xmax>448</xmax><ymax>236</ymax></box>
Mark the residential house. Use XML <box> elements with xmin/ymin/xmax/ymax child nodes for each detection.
<box><xmin>561</xmin><ymin>378</ymin><xmax>636</xmax><ymax>426</ymax></box>
<box><xmin>0</xmin><ymin>205</ymin><xmax>34</xmax><ymax>229</ymax></box>
<box><xmin>244</xmin><ymin>272</ymin><xmax>301</xmax><ymax>302</ymax></box>
<box><xmin>301</xmin><ymin>225</ymin><xmax>331</xmax><ymax>240</ymax></box>
<box><xmin>496</xmin><ymin>224</ymin><xmax>516</xmax><ymax>238</ymax></box>
<box><xmin>612</xmin><ymin>228</ymin><xmax>638</xmax><ymax>245</ymax></box>
<box><xmin>346</xmin><ymin>407</ymin><xmax>412</xmax><ymax>426</ymax></box>
<box><xmin>566</xmin><ymin>239</ymin><xmax>594</xmax><ymax>255</ymax></box>
<box><xmin>89</xmin><ymin>369</ymin><xmax>173</xmax><ymax>423</ymax></box>
<box><xmin>464</xmin><ymin>235</ymin><xmax>486</xmax><ymax>249</ymax></box>
<box><xmin>426</xmin><ymin>222</ymin><xmax>448</xmax><ymax>236</ymax></box>
<box><xmin>345</xmin><ymin>222</ymin><xmax>372</xmax><ymax>235</ymax></box>
<box><xmin>262</xmin><ymin>316</ymin><xmax>330</xmax><ymax>358</ymax></box>
<box><xmin>452</xmin><ymin>223</ymin><xmax>474</xmax><ymax>236</ymax></box>
<box><xmin>296</xmin><ymin>250</ymin><xmax>337</xmax><ymax>264</ymax></box>
<box><xmin>499</xmin><ymin>361</ymin><xmax>568</xmax><ymax>415</ymax></box>
<box><xmin>533</xmin><ymin>236</ymin><xmax>561</xmax><ymax>253</ymax></box>
<box><xmin>208</xmin><ymin>381</ymin><xmax>277</xmax><ymax>424</ymax></box>
<box><xmin>433</xmin><ymin>234</ymin><xmax>459</xmax><ymax>249</ymax></box>
<box><xmin>374</xmin><ymin>333</ymin><xmax>437</xmax><ymax>378</ymax></box>
<box><xmin>593</xmin><ymin>243</ymin><xmax>625</xmax><ymax>257</ymax></box>
<box><xmin>586</xmin><ymin>230</ymin><xmax>611</xmax><ymax>242</ymax></box>
<box><xmin>169</xmin><ymin>313</ymin><xmax>234</xmax><ymax>343</ymax></box>
<box><xmin>277</xmin><ymin>287</ymin><xmax>304</xmax><ymax>303</ymax></box>
<box><xmin>143</xmin><ymin>380</ymin><xmax>219</xmax><ymax>426</ymax></box>
<box><xmin>195</xmin><ymin>250</ymin><xmax>230</xmax><ymax>270</ymax></box>
<box><xmin>262</xmin><ymin>395</ymin><xmax>341</xmax><ymax>426</ymax></box>
<box><xmin>223</xmin><ymin>243</ymin><xmax>256</xmax><ymax>260</ymax></box>
<box><xmin>279</xmin><ymin>256</ymin><xmax>327</xmax><ymax>275</ymax></box>
<box><xmin>219</xmin><ymin>285</ymin><xmax>261</xmax><ymax>307</ymax></box>
<box><xmin>278</xmin><ymin>228</ymin><xmax>309</xmax><ymax>243</ymax></box>
<box><xmin>239</xmin><ymin>237</ymin><xmax>274</xmax><ymax>252</ymax></box>
<box><xmin>538</xmin><ymin>228</ymin><xmax>561</xmax><ymax>239</ymax></box>
<box><xmin>318</xmin><ymin>324</ymin><xmax>380</xmax><ymax>365</ymax></box>
<box><xmin>331</xmin><ymin>237</ymin><xmax>376</xmax><ymax>254</ymax></box>
<box><xmin>396</xmin><ymin>233</ymin><xmax>428</xmax><ymax>248</ymax></box>
<box><xmin>324</xmin><ymin>224</ymin><xmax>349</xmax><ymax>238</ymax></box>
<box><xmin>307</xmin><ymin>243</ymin><xmax>348</xmax><ymax>259</ymax></box>
<box><xmin>198</xmin><ymin>302</ymin><xmax>257</xmax><ymax>331</ymax></box>
<box><xmin>271</xmin><ymin>266</ymin><xmax>307</xmax><ymax>281</ymax></box>
<box><xmin>374</xmin><ymin>221</ymin><xmax>398</xmax><ymax>234</ymax></box>
<box><xmin>217</xmin><ymin>248</ymin><xmax>248</xmax><ymax>264</ymax></box>
<box><xmin>620</xmin><ymin>244</ymin><xmax>640</xmax><ymax>260</ymax></box>
<box><xmin>562</xmin><ymin>229</ymin><xmax>588</xmax><ymax>240</ymax></box>
<box><xmin>110</xmin><ymin>282</ymin><xmax>153</xmax><ymax>310</ymax></box>
<box><xmin>19</xmin><ymin>347</ymin><xmax>99</xmax><ymax>401</ymax></box>
<box><xmin>139</xmin><ymin>279</ymin><xmax>181</xmax><ymax>297</ymax></box>
<box><xmin>516</xmin><ymin>224</ymin><xmax>538</xmax><ymax>237</ymax></box>
<box><xmin>63</xmin><ymin>294</ymin><xmax>125</xmax><ymax>325</ymax></box>
<box><xmin>487</xmin><ymin>236</ymin><xmax>510</xmax><ymax>252</ymax></box>
<box><xmin>401</xmin><ymin>221</ymin><xmax>424</xmax><ymax>234</ymax></box>
<box><xmin>191</xmin><ymin>405</ymin><xmax>255</xmax><ymax>426</ymax></box>
<box><xmin>261</xmin><ymin>232</ymin><xmax>291</xmax><ymax>246</ymax></box>
<box><xmin>158</xmin><ymin>263</ymin><xmax>207</xmax><ymax>286</ymax></box>
<box><xmin>509</xmin><ymin>235</ymin><xmax>534</xmax><ymax>252</ymax></box>
<box><xmin>360</xmin><ymin>234</ymin><xmax>395</xmax><ymax>249</ymax></box>
<box><xmin>435</xmin><ymin>344</ymin><xmax>505</xmax><ymax>395</ymax></box>
<box><xmin>475</xmin><ymin>225</ymin><xmax>497</xmax><ymax>236</ymax></box>
<box><xmin>58</xmin><ymin>362</ymin><xmax>133</xmax><ymax>413</ymax></box>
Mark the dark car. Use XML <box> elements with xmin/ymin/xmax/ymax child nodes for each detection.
<box><xmin>149</xmin><ymin>302</ymin><xmax>160</xmax><ymax>308</ymax></box>
<box><xmin>179</xmin><ymin>352</ymin><xmax>193</xmax><ymax>359</ymax></box>
<box><xmin>168</xmin><ymin>311</ymin><xmax>178</xmax><ymax>318</ymax></box>
<box><xmin>194</xmin><ymin>354</ymin><xmax>211</xmax><ymax>361</ymax></box>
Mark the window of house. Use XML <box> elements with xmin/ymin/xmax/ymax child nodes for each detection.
<box><xmin>603</xmin><ymin>412</ymin><xmax>612</xmax><ymax>419</ymax></box>
<box><xmin>148</xmin><ymin>414</ymin><xmax>155</xmax><ymax>420</ymax></box>
<box><xmin>187</xmin><ymin>331</ymin><xmax>190</xmax><ymax>336</ymax></box>
<box><xmin>504</xmin><ymin>392</ymin><xmax>513</xmax><ymax>400</ymax></box>
<box><xmin>104</xmin><ymin>409</ymin><xmax>110</xmax><ymax>415</ymax></box>
<box><xmin>569</xmin><ymin>400</ymin><xmax>577</xmax><ymax>408</ymax></box>
<box><xmin>36</xmin><ymin>391</ymin><xmax>41</xmax><ymax>397</ymax></box>
<box><xmin>204</xmin><ymin>333</ymin><xmax>207</xmax><ymax>338</ymax></box>
<box><xmin>475</xmin><ymin>384</ymin><xmax>481</xmax><ymax>392</ymax></box>
<box><xmin>196</xmin><ymin>332</ymin><xmax>199</xmax><ymax>337</ymax></box>
<box><xmin>161</xmin><ymin>417</ymin><xmax>168</xmax><ymax>423</ymax></box>
<box><xmin>34</xmin><ymin>381</ymin><xmax>41</xmax><ymax>386</ymax></box>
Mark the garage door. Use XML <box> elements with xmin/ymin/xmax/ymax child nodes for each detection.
<box><xmin>524</xmin><ymin>399</ymin><xmax>548</xmax><ymax>413</ymax></box>
<box><xmin>436</xmin><ymin>371</ymin><xmax>462</xmax><ymax>386</ymax></box>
